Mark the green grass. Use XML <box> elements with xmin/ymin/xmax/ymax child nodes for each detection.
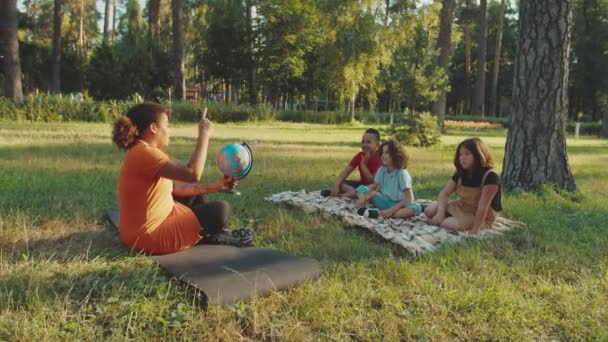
<box><xmin>1</xmin><ymin>121</ymin><xmax>607</xmax><ymax>340</ymax></box>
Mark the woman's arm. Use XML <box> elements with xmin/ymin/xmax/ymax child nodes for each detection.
<box><xmin>158</xmin><ymin>109</ymin><xmax>212</xmax><ymax>182</ymax></box>
<box><xmin>471</xmin><ymin>184</ymin><xmax>499</xmax><ymax>232</ymax></box>
<box><xmin>172</xmin><ymin>177</ymin><xmax>236</xmax><ymax>197</ymax></box>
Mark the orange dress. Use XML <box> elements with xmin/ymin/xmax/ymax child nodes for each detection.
<box><xmin>118</xmin><ymin>140</ymin><xmax>201</xmax><ymax>254</ymax></box>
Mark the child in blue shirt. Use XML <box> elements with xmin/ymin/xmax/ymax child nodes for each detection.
<box><xmin>355</xmin><ymin>140</ymin><xmax>422</xmax><ymax>219</ymax></box>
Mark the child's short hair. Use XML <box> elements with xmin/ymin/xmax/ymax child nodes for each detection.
<box><xmin>364</xmin><ymin>128</ymin><xmax>381</xmax><ymax>141</ymax></box>
<box><xmin>454</xmin><ymin>137</ymin><xmax>494</xmax><ymax>175</ymax></box>
<box><xmin>380</xmin><ymin>140</ymin><xmax>408</xmax><ymax>169</ymax></box>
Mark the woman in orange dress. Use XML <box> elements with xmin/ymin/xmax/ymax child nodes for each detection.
<box><xmin>112</xmin><ymin>103</ymin><xmax>253</xmax><ymax>254</ymax></box>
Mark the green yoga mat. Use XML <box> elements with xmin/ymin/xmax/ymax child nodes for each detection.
<box><xmin>106</xmin><ymin>209</ymin><xmax>322</xmax><ymax>306</ymax></box>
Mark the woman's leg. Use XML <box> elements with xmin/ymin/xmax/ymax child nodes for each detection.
<box><xmin>190</xmin><ymin>200</ymin><xmax>231</xmax><ymax>236</ymax></box>
<box><xmin>173</xmin><ymin>194</ymin><xmax>208</xmax><ymax>208</ymax></box>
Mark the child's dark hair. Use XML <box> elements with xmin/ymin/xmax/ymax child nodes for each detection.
<box><xmin>454</xmin><ymin>137</ymin><xmax>494</xmax><ymax>177</ymax></box>
<box><xmin>112</xmin><ymin>103</ymin><xmax>170</xmax><ymax>150</ymax></box>
<box><xmin>364</xmin><ymin>128</ymin><xmax>381</xmax><ymax>141</ymax></box>
<box><xmin>380</xmin><ymin>139</ymin><xmax>408</xmax><ymax>169</ymax></box>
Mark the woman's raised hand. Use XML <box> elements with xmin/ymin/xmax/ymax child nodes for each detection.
<box><xmin>198</xmin><ymin>107</ymin><xmax>213</xmax><ymax>135</ymax></box>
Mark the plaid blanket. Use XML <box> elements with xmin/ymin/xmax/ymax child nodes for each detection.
<box><xmin>265</xmin><ymin>190</ymin><xmax>524</xmax><ymax>255</ymax></box>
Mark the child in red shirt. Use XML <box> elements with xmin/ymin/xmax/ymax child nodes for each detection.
<box><xmin>322</xmin><ymin>128</ymin><xmax>382</xmax><ymax>199</ymax></box>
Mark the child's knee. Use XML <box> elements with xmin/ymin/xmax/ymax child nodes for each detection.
<box><xmin>355</xmin><ymin>185</ymin><xmax>369</xmax><ymax>194</ymax></box>
<box><xmin>405</xmin><ymin>202</ymin><xmax>422</xmax><ymax>216</ymax></box>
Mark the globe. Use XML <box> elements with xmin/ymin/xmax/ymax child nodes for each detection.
<box><xmin>217</xmin><ymin>143</ymin><xmax>253</xmax><ymax>179</ymax></box>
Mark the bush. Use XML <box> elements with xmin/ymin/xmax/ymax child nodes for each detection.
<box><xmin>382</xmin><ymin>111</ymin><xmax>441</xmax><ymax>147</ymax></box>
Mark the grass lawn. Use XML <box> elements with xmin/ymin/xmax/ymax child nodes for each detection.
<box><xmin>1</xmin><ymin>120</ymin><xmax>607</xmax><ymax>340</ymax></box>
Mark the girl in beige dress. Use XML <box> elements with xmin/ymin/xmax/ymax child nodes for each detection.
<box><xmin>424</xmin><ymin>138</ymin><xmax>502</xmax><ymax>233</ymax></box>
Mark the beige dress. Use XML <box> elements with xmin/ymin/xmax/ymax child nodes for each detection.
<box><xmin>446</xmin><ymin>169</ymin><xmax>498</xmax><ymax>230</ymax></box>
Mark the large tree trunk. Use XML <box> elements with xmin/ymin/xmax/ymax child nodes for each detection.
<box><xmin>472</xmin><ymin>0</ymin><xmax>488</xmax><ymax>117</ymax></box>
<box><xmin>52</xmin><ymin>0</ymin><xmax>62</xmax><ymax>94</ymax></box>
<box><xmin>246</xmin><ymin>0</ymin><xmax>258</xmax><ymax>105</ymax></box>
<box><xmin>171</xmin><ymin>0</ymin><xmax>185</xmax><ymax>100</ymax></box>
<box><xmin>0</xmin><ymin>0</ymin><xmax>23</xmax><ymax>100</ymax></box>
<box><xmin>149</xmin><ymin>0</ymin><xmax>161</xmax><ymax>46</ymax></box>
<box><xmin>431</xmin><ymin>0</ymin><xmax>455</xmax><ymax>132</ymax></box>
<box><xmin>502</xmin><ymin>0</ymin><xmax>576</xmax><ymax>192</ymax></box>
<box><xmin>104</xmin><ymin>0</ymin><xmax>111</xmax><ymax>40</ymax></box>
<box><xmin>464</xmin><ymin>0</ymin><xmax>472</xmax><ymax>114</ymax></box>
<box><xmin>489</xmin><ymin>0</ymin><xmax>506</xmax><ymax>117</ymax></box>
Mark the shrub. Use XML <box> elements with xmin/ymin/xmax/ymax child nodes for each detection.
<box><xmin>382</xmin><ymin>110</ymin><xmax>441</xmax><ymax>147</ymax></box>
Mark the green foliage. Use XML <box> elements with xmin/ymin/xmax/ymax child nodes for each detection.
<box><xmin>383</xmin><ymin>110</ymin><xmax>441</xmax><ymax>147</ymax></box>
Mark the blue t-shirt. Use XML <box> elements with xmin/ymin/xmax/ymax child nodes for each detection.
<box><xmin>374</xmin><ymin>166</ymin><xmax>414</xmax><ymax>202</ymax></box>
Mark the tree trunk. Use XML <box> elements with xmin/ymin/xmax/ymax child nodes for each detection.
<box><xmin>112</xmin><ymin>0</ymin><xmax>117</xmax><ymax>42</ymax></box>
<box><xmin>472</xmin><ymin>0</ymin><xmax>488</xmax><ymax>117</ymax></box>
<box><xmin>502</xmin><ymin>0</ymin><xmax>576</xmax><ymax>192</ymax></box>
<box><xmin>464</xmin><ymin>0</ymin><xmax>472</xmax><ymax>114</ymax></box>
<box><xmin>0</xmin><ymin>0</ymin><xmax>23</xmax><ymax>100</ymax></box>
<box><xmin>78</xmin><ymin>0</ymin><xmax>85</xmax><ymax>54</ymax></box>
<box><xmin>104</xmin><ymin>0</ymin><xmax>111</xmax><ymax>40</ymax></box>
<box><xmin>431</xmin><ymin>0</ymin><xmax>455</xmax><ymax>132</ymax></box>
<box><xmin>603</xmin><ymin>111</ymin><xmax>608</xmax><ymax>137</ymax></box>
<box><xmin>246</xmin><ymin>0</ymin><xmax>258</xmax><ymax>105</ymax></box>
<box><xmin>149</xmin><ymin>0</ymin><xmax>161</xmax><ymax>46</ymax></box>
<box><xmin>172</xmin><ymin>0</ymin><xmax>185</xmax><ymax>100</ymax></box>
<box><xmin>52</xmin><ymin>0</ymin><xmax>62</xmax><ymax>94</ymax></box>
<box><xmin>489</xmin><ymin>0</ymin><xmax>506</xmax><ymax>117</ymax></box>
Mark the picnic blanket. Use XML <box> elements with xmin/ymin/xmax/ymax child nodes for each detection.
<box><xmin>265</xmin><ymin>190</ymin><xmax>524</xmax><ymax>255</ymax></box>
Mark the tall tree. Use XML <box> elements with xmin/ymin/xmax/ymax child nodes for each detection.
<box><xmin>489</xmin><ymin>0</ymin><xmax>506</xmax><ymax>117</ymax></box>
<box><xmin>52</xmin><ymin>0</ymin><xmax>62</xmax><ymax>93</ymax></box>
<box><xmin>172</xmin><ymin>0</ymin><xmax>185</xmax><ymax>100</ymax></box>
<box><xmin>464</xmin><ymin>0</ymin><xmax>472</xmax><ymax>113</ymax></box>
<box><xmin>502</xmin><ymin>0</ymin><xmax>576</xmax><ymax>192</ymax></box>
<box><xmin>0</xmin><ymin>0</ymin><xmax>23</xmax><ymax>100</ymax></box>
<box><xmin>245</xmin><ymin>0</ymin><xmax>257</xmax><ymax>105</ymax></box>
<box><xmin>149</xmin><ymin>0</ymin><xmax>161</xmax><ymax>46</ymax></box>
<box><xmin>104</xmin><ymin>0</ymin><xmax>112</xmax><ymax>40</ymax></box>
<box><xmin>472</xmin><ymin>0</ymin><xmax>487</xmax><ymax>116</ymax></box>
<box><xmin>431</xmin><ymin>0</ymin><xmax>456</xmax><ymax>132</ymax></box>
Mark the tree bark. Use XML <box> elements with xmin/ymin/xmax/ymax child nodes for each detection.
<box><xmin>472</xmin><ymin>0</ymin><xmax>488</xmax><ymax>117</ymax></box>
<box><xmin>464</xmin><ymin>0</ymin><xmax>472</xmax><ymax>114</ymax></box>
<box><xmin>0</xmin><ymin>0</ymin><xmax>23</xmax><ymax>100</ymax></box>
<box><xmin>149</xmin><ymin>0</ymin><xmax>161</xmax><ymax>46</ymax></box>
<box><xmin>112</xmin><ymin>0</ymin><xmax>117</xmax><ymax>42</ymax></box>
<box><xmin>104</xmin><ymin>0</ymin><xmax>111</xmax><ymax>40</ymax></box>
<box><xmin>79</xmin><ymin>0</ymin><xmax>85</xmax><ymax>54</ymax></box>
<box><xmin>172</xmin><ymin>0</ymin><xmax>185</xmax><ymax>100</ymax></box>
<box><xmin>246</xmin><ymin>0</ymin><xmax>258</xmax><ymax>105</ymax></box>
<box><xmin>602</xmin><ymin>110</ymin><xmax>608</xmax><ymax>137</ymax></box>
<box><xmin>502</xmin><ymin>0</ymin><xmax>576</xmax><ymax>192</ymax></box>
<box><xmin>489</xmin><ymin>0</ymin><xmax>506</xmax><ymax>117</ymax></box>
<box><xmin>52</xmin><ymin>0</ymin><xmax>62</xmax><ymax>94</ymax></box>
<box><xmin>431</xmin><ymin>0</ymin><xmax>455</xmax><ymax>132</ymax></box>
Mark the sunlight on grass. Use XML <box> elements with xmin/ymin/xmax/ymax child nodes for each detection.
<box><xmin>1</xmin><ymin>121</ymin><xmax>607</xmax><ymax>340</ymax></box>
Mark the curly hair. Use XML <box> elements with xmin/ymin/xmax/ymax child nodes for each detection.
<box><xmin>112</xmin><ymin>103</ymin><xmax>169</xmax><ymax>150</ymax></box>
<box><xmin>380</xmin><ymin>139</ymin><xmax>409</xmax><ymax>169</ymax></box>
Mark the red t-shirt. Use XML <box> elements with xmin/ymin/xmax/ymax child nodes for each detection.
<box><xmin>348</xmin><ymin>152</ymin><xmax>382</xmax><ymax>185</ymax></box>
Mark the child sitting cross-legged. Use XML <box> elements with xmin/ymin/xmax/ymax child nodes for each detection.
<box><xmin>355</xmin><ymin>140</ymin><xmax>422</xmax><ymax>219</ymax></box>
